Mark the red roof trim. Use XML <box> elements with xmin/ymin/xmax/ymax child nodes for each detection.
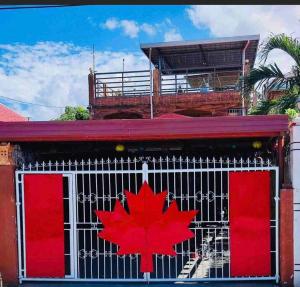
<box><xmin>0</xmin><ymin>115</ymin><xmax>288</xmax><ymax>143</ymax></box>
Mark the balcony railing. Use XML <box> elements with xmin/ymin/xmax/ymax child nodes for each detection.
<box><xmin>94</xmin><ymin>68</ymin><xmax>242</xmax><ymax>98</ymax></box>
<box><xmin>95</xmin><ymin>70</ymin><xmax>151</xmax><ymax>98</ymax></box>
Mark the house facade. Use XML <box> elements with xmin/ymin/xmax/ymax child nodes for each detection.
<box><xmin>89</xmin><ymin>35</ymin><xmax>259</xmax><ymax>119</ymax></box>
<box><xmin>0</xmin><ymin>35</ymin><xmax>296</xmax><ymax>287</ymax></box>
<box><xmin>0</xmin><ymin>114</ymin><xmax>294</xmax><ymax>286</ymax></box>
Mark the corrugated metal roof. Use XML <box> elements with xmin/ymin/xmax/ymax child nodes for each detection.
<box><xmin>140</xmin><ymin>35</ymin><xmax>260</xmax><ymax>74</ymax></box>
<box><xmin>0</xmin><ymin>115</ymin><xmax>288</xmax><ymax>143</ymax></box>
<box><xmin>0</xmin><ymin>103</ymin><xmax>28</xmax><ymax>122</ymax></box>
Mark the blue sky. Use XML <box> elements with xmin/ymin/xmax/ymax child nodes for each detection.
<box><xmin>0</xmin><ymin>5</ymin><xmax>299</xmax><ymax>120</ymax></box>
<box><xmin>1</xmin><ymin>5</ymin><xmax>208</xmax><ymax>52</ymax></box>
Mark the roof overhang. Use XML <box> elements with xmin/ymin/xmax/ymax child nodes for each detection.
<box><xmin>0</xmin><ymin>115</ymin><xmax>288</xmax><ymax>143</ymax></box>
<box><xmin>141</xmin><ymin>35</ymin><xmax>260</xmax><ymax>74</ymax></box>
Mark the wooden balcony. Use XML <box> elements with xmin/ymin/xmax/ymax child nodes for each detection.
<box><xmin>89</xmin><ymin>69</ymin><xmax>244</xmax><ymax>120</ymax></box>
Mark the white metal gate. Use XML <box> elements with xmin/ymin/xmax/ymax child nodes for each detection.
<box><xmin>16</xmin><ymin>156</ymin><xmax>279</xmax><ymax>282</ymax></box>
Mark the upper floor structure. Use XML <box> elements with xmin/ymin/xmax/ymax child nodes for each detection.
<box><xmin>89</xmin><ymin>35</ymin><xmax>259</xmax><ymax>119</ymax></box>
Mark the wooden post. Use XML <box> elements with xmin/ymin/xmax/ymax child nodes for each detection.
<box><xmin>153</xmin><ymin>68</ymin><xmax>160</xmax><ymax>98</ymax></box>
<box><xmin>0</xmin><ymin>143</ymin><xmax>19</xmax><ymax>286</ymax></box>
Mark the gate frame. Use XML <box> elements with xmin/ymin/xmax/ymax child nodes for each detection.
<box><xmin>15</xmin><ymin>159</ymin><xmax>279</xmax><ymax>283</ymax></box>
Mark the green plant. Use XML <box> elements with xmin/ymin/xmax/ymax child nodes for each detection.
<box><xmin>285</xmin><ymin>108</ymin><xmax>298</xmax><ymax>120</ymax></box>
<box><xmin>57</xmin><ymin>106</ymin><xmax>89</xmax><ymax>121</ymax></box>
<box><xmin>245</xmin><ymin>33</ymin><xmax>300</xmax><ymax>97</ymax></box>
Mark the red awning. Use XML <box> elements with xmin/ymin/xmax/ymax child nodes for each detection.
<box><xmin>0</xmin><ymin>115</ymin><xmax>288</xmax><ymax>143</ymax></box>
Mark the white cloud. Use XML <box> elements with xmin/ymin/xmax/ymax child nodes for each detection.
<box><xmin>164</xmin><ymin>28</ymin><xmax>183</xmax><ymax>42</ymax></box>
<box><xmin>120</xmin><ymin>20</ymin><xmax>140</xmax><ymax>38</ymax></box>
<box><xmin>0</xmin><ymin>42</ymin><xmax>147</xmax><ymax>121</ymax></box>
<box><xmin>103</xmin><ymin>18</ymin><xmax>119</xmax><ymax>30</ymax></box>
<box><xmin>186</xmin><ymin>5</ymin><xmax>300</xmax><ymax>73</ymax></box>
<box><xmin>102</xmin><ymin>18</ymin><xmax>183</xmax><ymax>39</ymax></box>
<box><xmin>186</xmin><ymin>6</ymin><xmax>300</xmax><ymax>38</ymax></box>
<box><xmin>102</xmin><ymin>18</ymin><xmax>156</xmax><ymax>38</ymax></box>
<box><xmin>141</xmin><ymin>23</ymin><xmax>156</xmax><ymax>36</ymax></box>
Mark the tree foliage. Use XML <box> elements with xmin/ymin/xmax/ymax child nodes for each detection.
<box><xmin>57</xmin><ymin>106</ymin><xmax>89</xmax><ymax>121</ymax></box>
<box><xmin>245</xmin><ymin>33</ymin><xmax>300</xmax><ymax>97</ymax></box>
<box><xmin>244</xmin><ymin>33</ymin><xmax>300</xmax><ymax>117</ymax></box>
<box><xmin>249</xmin><ymin>85</ymin><xmax>299</xmax><ymax>116</ymax></box>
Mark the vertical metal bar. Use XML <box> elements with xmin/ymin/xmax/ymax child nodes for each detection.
<box><xmin>275</xmin><ymin>167</ymin><xmax>280</xmax><ymax>283</ymax></box>
<box><xmin>107</xmin><ymin>159</ymin><xmax>113</xmax><ymax>279</ymax></box>
<box><xmin>186</xmin><ymin>157</ymin><xmax>191</xmax><ymax>278</ymax></box>
<box><xmin>21</xmin><ymin>174</ymin><xmax>27</xmax><ymax>278</ymax></box>
<box><xmin>122</xmin><ymin>59</ymin><xmax>124</xmax><ymax>96</ymax></box>
<box><xmin>207</xmin><ymin>158</ymin><xmax>210</xmax><ymax>223</ymax></box>
<box><xmin>142</xmin><ymin>161</ymin><xmax>150</xmax><ymax>280</ymax></box>
<box><xmin>185</xmin><ymin>69</ymin><xmax>188</xmax><ymax>92</ymax></box>
<box><xmin>95</xmin><ymin>160</ymin><xmax>100</xmax><ymax>279</ymax></box>
<box><xmin>15</xmin><ymin>174</ymin><xmax>23</xmax><ymax>283</ymax></box>
<box><xmin>66</xmin><ymin>174</ymin><xmax>75</xmax><ymax>278</ymax></box>
<box><xmin>213</xmin><ymin>158</ymin><xmax>216</xmax><ymax>222</ymax></box>
<box><xmin>149</xmin><ymin>48</ymin><xmax>153</xmax><ymax>119</ymax></box>
<box><xmin>114</xmin><ymin>159</ymin><xmax>119</xmax><ymax>279</ymax></box>
<box><xmin>134</xmin><ymin>157</ymin><xmax>138</xmax><ymax>194</ymax></box>
<box><xmin>121</xmin><ymin>159</ymin><xmax>127</xmax><ymax>279</ymax></box>
<box><xmin>88</xmin><ymin>160</ymin><xmax>93</xmax><ymax>278</ymax></box>
<box><xmin>101</xmin><ymin>159</ymin><xmax>106</xmax><ymax>279</ymax></box>
<box><xmin>214</xmin><ymin>228</ymin><xmax>217</xmax><ymax>277</ymax></box>
<box><xmin>220</xmin><ymin>158</ymin><xmax>223</xmax><ymax>223</ymax></box>
<box><xmin>142</xmin><ymin>162</ymin><xmax>148</xmax><ymax>183</ymax></box>
<box><xmin>241</xmin><ymin>40</ymin><xmax>250</xmax><ymax>116</ymax></box>
<box><xmin>179</xmin><ymin>157</ymin><xmax>184</xmax><ymax>275</ymax></box>
<box><xmin>227</xmin><ymin>158</ymin><xmax>230</xmax><ymax>277</ymax></box>
<box><xmin>173</xmin><ymin>156</ymin><xmax>178</xmax><ymax>277</ymax></box>
<box><xmin>74</xmin><ymin>161</ymin><xmax>79</xmax><ymax>279</ymax></box>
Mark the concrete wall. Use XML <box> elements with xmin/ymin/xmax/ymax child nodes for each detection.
<box><xmin>291</xmin><ymin>118</ymin><xmax>300</xmax><ymax>286</ymax></box>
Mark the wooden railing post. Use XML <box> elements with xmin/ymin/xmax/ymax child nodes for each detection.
<box><xmin>153</xmin><ymin>68</ymin><xmax>160</xmax><ymax>97</ymax></box>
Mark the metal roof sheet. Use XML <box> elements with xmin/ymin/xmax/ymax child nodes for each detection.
<box><xmin>0</xmin><ymin>115</ymin><xmax>288</xmax><ymax>143</ymax></box>
<box><xmin>0</xmin><ymin>104</ymin><xmax>28</xmax><ymax>122</ymax></box>
<box><xmin>141</xmin><ymin>35</ymin><xmax>260</xmax><ymax>74</ymax></box>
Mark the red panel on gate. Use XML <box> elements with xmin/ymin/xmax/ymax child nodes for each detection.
<box><xmin>24</xmin><ymin>174</ymin><xmax>65</xmax><ymax>277</ymax></box>
<box><xmin>229</xmin><ymin>171</ymin><xmax>271</xmax><ymax>277</ymax></box>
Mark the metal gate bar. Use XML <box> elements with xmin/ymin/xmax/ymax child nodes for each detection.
<box><xmin>16</xmin><ymin>157</ymin><xmax>279</xmax><ymax>283</ymax></box>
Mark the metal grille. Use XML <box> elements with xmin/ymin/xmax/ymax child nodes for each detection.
<box><xmin>16</xmin><ymin>157</ymin><xmax>279</xmax><ymax>283</ymax></box>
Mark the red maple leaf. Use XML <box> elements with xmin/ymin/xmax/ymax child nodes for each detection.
<box><xmin>95</xmin><ymin>181</ymin><xmax>198</xmax><ymax>273</ymax></box>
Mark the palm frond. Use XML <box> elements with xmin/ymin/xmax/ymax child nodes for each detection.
<box><xmin>244</xmin><ymin>63</ymin><xmax>290</xmax><ymax>97</ymax></box>
<box><xmin>260</xmin><ymin>33</ymin><xmax>300</xmax><ymax>67</ymax></box>
<box><xmin>249</xmin><ymin>99</ymin><xmax>277</xmax><ymax>115</ymax></box>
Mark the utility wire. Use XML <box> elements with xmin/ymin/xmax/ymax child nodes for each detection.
<box><xmin>0</xmin><ymin>95</ymin><xmax>65</xmax><ymax>109</ymax></box>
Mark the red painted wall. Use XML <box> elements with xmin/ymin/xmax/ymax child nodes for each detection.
<box><xmin>0</xmin><ymin>165</ymin><xmax>18</xmax><ymax>286</ymax></box>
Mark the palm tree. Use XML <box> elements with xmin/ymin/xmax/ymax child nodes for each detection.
<box><xmin>245</xmin><ymin>33</ymin><xmax>300</xmax><ymax>97</ymax></box>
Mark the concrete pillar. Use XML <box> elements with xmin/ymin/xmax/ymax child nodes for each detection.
<box><xmin>0</xmin><ymin>143</ymin><xmax>18</xmax><ymax>286</ymax></box>
<box><xmin>280</xmin><ymin>188</ymin><xmax>294</xmax><ymax>286</ymax></box>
